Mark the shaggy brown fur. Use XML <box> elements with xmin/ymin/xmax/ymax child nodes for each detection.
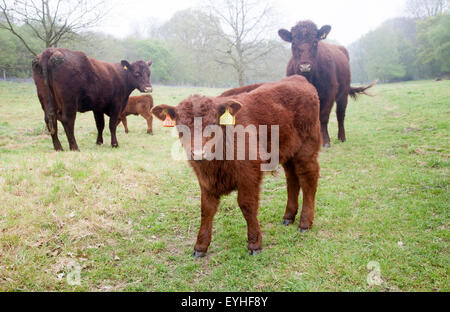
<box><xmin>219</xmin><ymin>83</ymin><xmax>263</xmax><ymax>97</ymax></box>
<box><xmin>118</xmin><ymin>94</ymin><xmax>154</xmax><ymax>134</ymax></box>
<box><xmin>279</xmin><ymin>20</ymin><xmax>375</xmax><ymax>147</ymax></box>
<box><xmin>152</xmin><ymin>75</ymin><xmax>321</xmax><ymax>257</ymax></box>
<box><xmin>32</xmin><ymin>48</ymin><xmax>152</xmax><ymax>151</ymax></box>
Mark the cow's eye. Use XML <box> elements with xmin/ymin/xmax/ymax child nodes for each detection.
<box><xmin>135</xmin><ymin>72</ymin><xmax>141</xmax><ymax>77</ymax></box>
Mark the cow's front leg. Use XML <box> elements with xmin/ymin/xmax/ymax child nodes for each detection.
<box><xmin>193</xmin><ymin>190</ymin><xmax>220</xmax><ymax>258</ymax></box>
<box><xmin>109</xmin><ymin>114</ymin><xmax>119</xmax><ymax>148</ymax></box>
<box><xmin>320</xmin><ymin>98</ymin><xmax>334</xmax><ymax>148</ymax></box>
<box><xmin>237</xmin><ymin>182</ymin><xmax>262</xmax><ymax>255</ymax></box>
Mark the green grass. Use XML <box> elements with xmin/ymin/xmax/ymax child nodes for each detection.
<box><xmin>0</xmin><ymin>80</ymin><xmax>448</xmax><ymax>292</ymax></box>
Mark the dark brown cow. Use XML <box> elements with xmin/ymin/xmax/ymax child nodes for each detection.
<box><xmin>278</xmin><ymin>20</ymin><xmax>375</xmax><ymax>147</ymax></box>
<box><xmin>32</xmin><ymin>48</ymin><xmax>153</xmax><ymax>151</ymax></box>
<box><xmin>118</xmin><ymin>94</ymin><xmax>154</xmax><ymax>135</ymax></box>
<box><xmin>152</xmin><ymin>75</ymin><xmax>321</xmax><ymax>257</ymax></box>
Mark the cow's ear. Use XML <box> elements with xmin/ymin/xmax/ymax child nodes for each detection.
<box><xmin>278</xmin><ymin>29</ymin><xmax>292</xmax><ymax>43</ymax></box>
<box><xmin>317</xmin><ymin>25</ymin><xmax>331</xmax><ymax>40</ymax></box>
<box><xmin>121</xmin><ymin>60</ymin><xmax>133</xmax><ymax>72</ymax></box>
<box><xmin>152</xmin><ymin>104</ymin><xmax>177</xmax><ymax>121</ymax></box>
<box><xmin>147</xmin><ymin>59</ymin><xmax>152</xmax><ymax>67</ymax></box>
<box><xmin>218</xmin><ymin>100</ymin><xmax>243</xmax><ymax>117</ymax></box>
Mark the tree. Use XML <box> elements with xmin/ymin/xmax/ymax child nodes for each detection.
<box><xmin>206</xmin><ymin>0</ymin><xmax>276</xmax><ymax>86</ymax></box>
<box><xmin>406</xmin><ymin>0</ymin><xmax>449</xmax><ymax>18</ymax></box>
<box><xmin>416</xmin><ymin>14</ymin><xmax>450</xmax><ymax>76</ymax></box>
<box><xmin>0</xmin><ymin>0</ymin><xmax>109</xmax><ymax>56</ymax></box>
<box><xmin>158</xmin><ymin>9</ymin><xmax>232</xmax><ymax>86</ymax></box>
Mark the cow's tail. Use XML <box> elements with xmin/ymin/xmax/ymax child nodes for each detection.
<box><xmin>349</xmin><ymin>80</ymin><xmax>378</xmax><ymax>100</ymax></box>
<box><xmin>40</xmin><ymin>49</ymin><xmax>57</xmax><ymax>135</ymax></box>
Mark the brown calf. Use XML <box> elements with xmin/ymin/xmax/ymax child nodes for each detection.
<box><xmin>118</xmin><ymin>94</ymin><xmax>154</xmax><ymax>134</ymax></box>
<box><xmin>152</xmin><ymin>75</ymin><xmax>321</xmax><ymax>257</ymax></box>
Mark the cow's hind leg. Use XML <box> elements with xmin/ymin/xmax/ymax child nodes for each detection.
<box><xmin>61</xmin><ymin>105</ymin><xmax>79</xmax><ymax>151</ymax></box>
<box><xmin>282</xmin><ymin>159</ymin><xmax>300</xmax><ymax>226</ymax></box>
<box><xmin>336</xmin><ymin>95</ymin><xmax>348</xmax><ymax>143</ymax></box>
<box><xmin>193</xmin><ymin>190</ymin><xmax>220</xmax><ymax>258</ymax></box>
<box><xmin>45</xmin><ymin>115</ymin><xmax>63</xmax><ymax>151</ymax></box>
<box><xmin>94</xmin><ymin>112</ymin><xmax>105</xmax><ymax>145</ymax></box>
<box><xmin>295</xmin><ymin>157</ymin><xmax>319</xmax><ymax>232</ymax></box>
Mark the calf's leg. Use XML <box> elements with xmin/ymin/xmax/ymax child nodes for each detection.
<box><xmin>295</xmin><ymin>158</ymin><xmax>320</xmax><ymax>232</ymax></box>
<box><xmin>121</xmin><ymin>116</ymin><xmax>129</xmax><ymax>133</ymax></box>
<box><xmin>237</xmin><ymin>177</ymin><xmax>263</xmax><ymax>255</ymax></box>
<box><xmin>94</xmin><ymin>112</ymin><xmax>105</xmax><ymax>145</ymax></box>
<box><xmin>282</xmin><ymin>159</ymin><xmax>300</xmax><ymax>226</ymax></box>
<box><xmin>193</xmin><ymin>190</ymin><xmax>220</xmax><ymax>258</ymax></box>
<box><xmin>141</xmin><ymin>112</ymin><xmax>153</xmax><ymax>135</ymax></box>
<box><xmin>336</xmin><ymin>95</ymin><xmax>348</xmax><ymax>143</ymax></box>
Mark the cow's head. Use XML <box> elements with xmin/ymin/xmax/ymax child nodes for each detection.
<box><xmin>152</xmin><ymin>96</ymin><xmax>242</xmax><ymax>161</ymax></box>
<box><xmin>121</xmin><ymin>59</ymin><xmax>153</xmax><ymax>93</ymax></box>
<box><xmin>278</xmin><ymin>21</ymin><xmax>331</xmax><ymax>78</ymax></box>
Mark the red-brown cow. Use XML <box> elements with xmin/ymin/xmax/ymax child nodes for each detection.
<box><xmin>152</xmin><ymin>75</ymin><xmax>321</xmax><ymax>257</ymax></box>
<box><xmin>118</xmin><ymin>94</ymin><xmax>154</xmax><ymax>135</ymax></box>
<box><xmin>32</xmin><ymin>48</ymin><xmax>153</xmax><ymax>151</ymax></box>
<box><xmin>278</xmin><ymin>20</ymin><xmax>375</xmax><ymax>147</ymax></box>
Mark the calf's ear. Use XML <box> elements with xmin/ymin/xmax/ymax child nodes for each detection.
<box><xmin>278</xmin><ymin>29</ymin><xmax>292</xmax><ymax>43</ymax></box>
<box><xmin>152</xmin><ymin>104</ymin><xmax>177</xmax><ymax>121</ymax></box>
<box><xmin>121</xmin><ymin>60</ymin><xmax>133</xmax><ymax>72</ymax></box>
<box><xmin>147</xmin><ymin>59</ymin><xmax>152</xmax><ymax>67</ymax></box>
<box><xmin>218</xmin><ymin>100</ymin><xmax>243</xmax><ymax>117</ymax></box>
<box><xmin>317</xmin><ymin>25</ymin><xmax>331</xmax><ymax>40</ymax></box>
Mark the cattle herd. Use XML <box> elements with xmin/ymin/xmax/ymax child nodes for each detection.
<box><xmin>31</xmin><ymin>21</ymin><xmax>375</xmax><ymax>257</ymax></box>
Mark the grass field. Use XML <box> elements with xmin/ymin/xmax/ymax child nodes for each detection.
<box><xmin>0</xmin><ymin>80</ymin><xmax>448</xmax><ymax>292</ymax></box>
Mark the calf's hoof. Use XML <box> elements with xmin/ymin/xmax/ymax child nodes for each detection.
<box><xmin>339</xmin><ymin>138</ymin><xmax>346</xmax><ymax>143</ymax></box>
<box><xmin>96</xmin><ymin>141</ymin><xmax>103</xmax><ymax>146</ymax></box>
<box><xmin>111</xmin><ymin>143</ymin><xmax>119</xmax><ymax>148</ymax></box>
<box><xmin>147</xmin><ymin>131</ymin><xmax>153</xmax><ymax>135</ymax></box>
<box><xmin>300</xmin><ymin>228</ymin><xmax>310</xmax><ymax>233</ymax></box>
<box><xmin>248</xmin><ymin>249</ymin><xmax>262</xmax><ymax>256</ymax></box>
<box><xmin>192</xmin><ymin>251</ymin><xmax>206</xmax><ymax>258</ymax></box>
<box><xmin>282</xmin><ymin>219</ymin><xmax>294</xmax><ymax>226</ymax></box>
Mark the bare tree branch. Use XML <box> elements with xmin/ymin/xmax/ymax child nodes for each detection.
<box><xmin>206</xmin><ymin>0</ymin><xmax>275</xmax><ymax>86</ymax></box>
<box><xmin>0</xmin><ymin>0</ymin><xmax>110</xmax><ymax>55</ymax></box>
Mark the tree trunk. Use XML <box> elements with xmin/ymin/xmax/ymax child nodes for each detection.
<box><xmin>2</xmin><ymin>69</ymin><xmax>5</xmax><ymax>81</ymax></box>
<box><xmin>238</xmin><ymin>70</ymin><xmax>245</xmax><ymax>87</ymax></box>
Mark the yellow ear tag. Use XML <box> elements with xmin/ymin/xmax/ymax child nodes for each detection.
<box><xmin>219</xmin><ymin>107</ymin><xmax>235</xmax><ymax>126</ymax></box>
<box><xmin>163</xmin><ymin>114</ymin><xmax>176</xmax><ymax>127</ymax></box>
<box><xmin>123</xmin><ymin>65</ymin><xmax>128</xmax><ymax>71</ymax></box>
<box><xmin>321</xmin><ymin>34</ymin><xmax>327</xmax><ymax>40</ymax></box>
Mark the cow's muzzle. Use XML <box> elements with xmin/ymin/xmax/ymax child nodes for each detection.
<box><xmin>144</xmin><ymin>86</ymin><xmax>153</xmax><ymax>93</ymax></box>
<box><xmin>299</xmin><ymin>64</ymin><xmax>312</xmax><ymax>73</ymax></box>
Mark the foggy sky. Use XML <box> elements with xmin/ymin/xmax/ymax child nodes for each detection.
<box><xmin>97</xmin><ymin>0</ymin><xmax>408</xmax><ymax>46</ymax></box>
